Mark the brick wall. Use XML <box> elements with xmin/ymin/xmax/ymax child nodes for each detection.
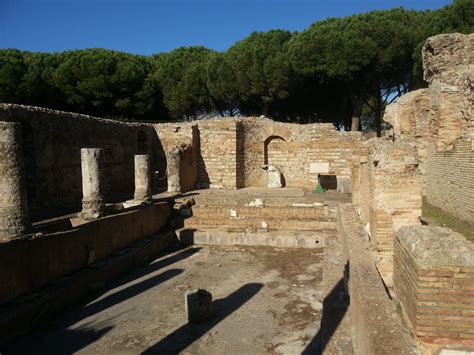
<box><xmin>196</xmin><ymin>119</ymin><xmax>240</xmax><ymax>189</ymax></box>
<box><xmin>366</xmin><ymin>139</ymin><xmax>422</xmax><ymax>252</ymax></box>
<box><xmin>424</xmin><ymin>137</ymin><xmax>474</xmax><ymax>224</ymax></box>
<box><xmin>241</xmin><ymin>118</ymin><xmax>364</xmax><ymax>189</ymax></box>
<box><xmin>155</xmin><ymin>116</ymin><xmax>366</xmax><ymax>191</ymax></box>
<box><xmin>394</xmin><ymin>225</ymin><xmax>474</xmax><ymax>344</ymax></box>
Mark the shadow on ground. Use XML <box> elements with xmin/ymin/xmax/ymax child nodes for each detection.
<box><xmin>142</xmin><ymin>282</ymin><xmax>264</xmax><ymax>354</ymax></box>
<box><xmin>2</xmin><ymin>245</ymin><xmax>201</xmax><ymax>355</ymax></box>
<box><xmin>303</xmin><ymin>277</ymin><xmax>349</xmax><ymax>355</ymax></box>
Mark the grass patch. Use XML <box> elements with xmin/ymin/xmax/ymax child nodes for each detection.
<box><xmin>422</xmin><ymin>197</ymin><xmax>474</xmax><ymax>242</ymax></box>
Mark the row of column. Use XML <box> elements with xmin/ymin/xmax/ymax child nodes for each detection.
<box><xmin>0</xmin><ymin>122</ymin><xmax>153</xmax><ymax>241</ymax></box>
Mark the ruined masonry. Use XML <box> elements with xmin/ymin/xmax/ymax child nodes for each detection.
<box><xmin>0</xmin><ymin>33</ymin><xmax>472</xmax><ymax>354</ymax></box>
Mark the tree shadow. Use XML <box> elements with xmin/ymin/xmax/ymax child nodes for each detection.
<box><xmin>142</xmin><ymin>282</ymin><xmax>264</xmax><ymax>354</ymax></box>
<box><xmin>303</xmin><ymin>270</ymin><xmax>350</xmax><ymax>354</ymax></box>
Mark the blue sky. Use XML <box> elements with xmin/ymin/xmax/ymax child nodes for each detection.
<box><xmin>1</xmin><ymin>0</ymin><xmax>452</xmax><ymax>55</ymax></box>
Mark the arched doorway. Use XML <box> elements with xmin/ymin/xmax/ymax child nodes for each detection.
<box><xmin>263</xmin><ymin>135</ymin><xmax>287</xmax><ymax>187</ymax></box>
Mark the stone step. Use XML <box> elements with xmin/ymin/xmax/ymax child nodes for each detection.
<box><xmin>187</xmin><ymin>205</ymin><xmax>332</xmax><ymax>219</ymax></box>
<box><xmin>183</xmin><ymin>216</ymin><xmax>336</xmax><ymax>231</ymax></box>
<box><xmin>177</xmin><ymin>228</ymin><xmax>328</xmax><ymax>249</ymax></box>
<box><xmin>176</xmin><ymin>196</ymin><xmax>335</xmax><ymax>208</ymax></box>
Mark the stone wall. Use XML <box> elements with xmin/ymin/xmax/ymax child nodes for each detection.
<box><xmin>241</xmin><ymin>117</ymin><xmax>363</xmax><ymax>190</ymax></box>
<box><xmin>394</xmin><ymin>225</ymin><xmax>474</xmax><ymax>345</ymax></box>
<box><xmin>154</xmin><ymin>122</ymin><xmax>198</xmax><ymax>192</ymax></box>
<box><xmin>367</xmin><ymin>139</ymin><xmax>422</xmax><ymax>253</ymax></box>
<box><xmin>0</xmin><ymin>202</ymin><xmax>170</xmax><ymax>305</ymax></box>
<box><xmin>0</xmin><ymin>104</ymin><xmax>163</xmax><ymax>219</ymax></box>
<box><xmin>194</xmin><ymin>119</ymin><xmax>243</xmax><ymax>189</ymax></box>
<box><xmin>383</xmin><ymin>33</ymin><xmax>473</xmax><ymax>224</ymax></box>
<box><xmin>154</xmin><ymin>116</ymin><xmax>365</xmax><ymax>191</ymax></box>
<box><xmin>338</xmin><ymin>205</ymin><xmax>418</xmax><ymax>354</ymax></box>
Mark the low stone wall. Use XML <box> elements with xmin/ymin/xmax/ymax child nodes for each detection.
<box><xmin>0</xmin><ymin>202</ymin><xmax>170</xmax><ymax>305</ymax></box>
<box><xmin>337</xmin><ymin>204</ymin><xmax>418</xmax><ymax>354</ymax></box>
<box><xmin>394</xmin><ymin>225</ymin><xmax>474</xmax><ymax>345</ymax></box>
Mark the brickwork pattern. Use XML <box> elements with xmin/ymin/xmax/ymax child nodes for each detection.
<box><xmin>367</xmin><ymin>140</ymin><xmax>422</xmax><ymax>252</ymax></box>
<box><xmin>196</xmin><ymin>119</ymin><xmax>240</xmax><ymax>188</ymax></box>
<box><xmin>425</xmin><ymin>138</ymin><xmax>474</xmax><ymax>224</ymax></box>
<box><xmin>394</xmin><ymin>226</ymin><xmax>474</xmax><ymax>344</ymax></box>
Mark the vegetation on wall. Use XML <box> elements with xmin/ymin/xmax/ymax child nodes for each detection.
<box><xmin>0</xmin><ymin>0</ymin><xmax>472</xmax><ymax>132</ymax></box>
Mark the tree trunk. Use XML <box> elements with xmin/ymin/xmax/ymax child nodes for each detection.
<box><xmin>351</xmin><ymin>116</ymin><xmax>360</xmax><ymax>131</ymax></box>
<box><xmin>349</xmin><ymin>90</ymin><xmax>364</xmax><ymax>132</ymax></box>
<box><xmin>375</xmin><ymin>91</ymin><xmax>382</xmax><ymax>137</ymax></box>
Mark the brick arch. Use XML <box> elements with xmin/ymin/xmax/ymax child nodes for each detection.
<box><xmin>263</xmin><ymin>135</ymin><xmax>286</xmax><ymax>165</ymax></box>
<box><xmin>261</xmin><ymin>125</ymin><xmax>291</xmax><ymax>143</ymax></box>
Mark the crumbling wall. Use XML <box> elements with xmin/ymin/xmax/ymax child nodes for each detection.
<box><xmin>0</xmin><ymin>104</ymin><xmax>162</xmax><ymax>219</ymax></box>
<box><xmin>367</xmin><ymin>139</ymin><xmax>422</xmax><ymax>253</ymax></box>
<box><xmin>154</xmin><ymin>116</ymin><xmax>365</xmax><ymax>190</ymax></box>
<box><xmin>154</xmin><ymin>122</ymin><xmax>198</xmax><ymax>192</ymax></box>
<box><xmin>394</xmin><ymin>225</ymin><xmax>474</xmax><ymax>345</ymax></box>
<box><xmin>383</xmin><ymin>33</ymin><xmax>473</xmax><ymax>224</ymax></box>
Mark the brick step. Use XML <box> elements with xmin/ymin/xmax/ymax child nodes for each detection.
<box><xmin>188</xmin><ymin>205</ymin><xmax>331</xmax><ymax>219</ymax></box>
<box><xmin>183</xmin><ymin>216</ymin><xmax>336</xmax><ymax>231</ymax></box>
<box><xmin>178</xmin><ymin>197</ymin><xmax>332</xmax><ymax>208</ymax></box>
<box><xmin>177</xmin><ymin>228</ymin><xmax>329</xmax><ymax>249</ymax></box>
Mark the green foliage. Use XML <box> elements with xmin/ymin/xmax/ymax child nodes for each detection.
<box><xmin>52</xmin><ymin>48</ymin><xmax>151</xmax><ymax>118</ymax></box>
<box><xmin>0</xmin><ymin>1</ymin><xmax>471</xmax><ymax>125</ymax></box>
<box><xmin>227</xmin><ymin>30</ymin><xmax>293</xmax><ymax>115</ymax></box>
<box><xmin>0</xmin><ymin>49</ymin><xmax>27</xmax><ymax>103</ymax></box>
<box><xmin>150</xmin><ymin>46</ymin><xmax>215</xmax><ymax>119</ymax></box>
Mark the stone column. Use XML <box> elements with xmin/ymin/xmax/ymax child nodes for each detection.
<box><xmin>0</xmin><ymin>122</ymin><xmax>30</xmax><ymax>241</ymax></box>
<box><xmin>80</xmin><ymin>148</ymin><xmax>105</xmax><ymax>219</ymax></box>
<box><xmin>167</xmin><ymin>148</ymin><xmax>181</xmax><ymax>193</ymax></box>
<box><xmin>134</xmin><ymin>154</ymin><xmax>151</xmax><ymax>202</ymax></box>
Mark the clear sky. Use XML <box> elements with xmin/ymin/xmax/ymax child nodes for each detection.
<box><xmin>1</xmin><ymin>0</ymin><xmax>452</xmax><ymax>55</ymax></box>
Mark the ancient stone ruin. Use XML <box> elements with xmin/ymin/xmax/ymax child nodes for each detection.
<box><xmin>0</xmin><ymin>33</ymin><xmax>472</xmax><ymax>354</ymax></box>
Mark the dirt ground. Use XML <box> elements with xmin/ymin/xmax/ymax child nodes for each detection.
<box><xmin>4</xmin><ymin>245</ymin><xmax>325</xmax><ymax>355</ymax></box>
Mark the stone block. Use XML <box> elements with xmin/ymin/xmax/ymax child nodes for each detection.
<box><xmin>185</xmin><ymin>289</ymin><xmax>213</xmax><ymax>324</ymax></box>
<box><xmin>394</xmin><ymin>225</ymin><xmax>474</xmax><ymax>344</ymax></box>
<box><xmin>309</xmin><ymin>162</ymin><xmax>329</xmax><ymax>174</ymax></box>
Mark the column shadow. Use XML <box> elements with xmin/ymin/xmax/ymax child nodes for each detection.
<box><xmin>2</xmin><ymin>247</ymin><xmax>201</xmax><ymax>354</ymax></box>
<box><xmin>142</xmin><ymin>282</ymin><xmax>264</xmax><ymax>354</ymax></box>
<box><xmin>302</xmin><ymin>272</ymin><xmax>350</xmax><ymax>354</ymax></box>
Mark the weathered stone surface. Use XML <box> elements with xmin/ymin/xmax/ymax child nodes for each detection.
<box><xmin>0</xmin><ymin>122</ymin><xmax>30</xmax><ymax>240</ymax></box>
<box><xmin>134</xmin><ymin>154</ymin><xmax>151</xmax><ymax>202</ymax></box>
<box><xmin>80</xmin><ymin>148</ymin><xmax>105</xmax><ymax>220</ymax></box>
<box><xmin>367</xmin><ymin>139</ymin><xmax>422</xmax><ymax>253</ymax></box>
<box><xmin>423</xmin><ymin>33</ymin><xmax>473</xmax><ymax>88</ymax></box>
<box><xmin>394</xmin><ymin>225</ymin><xmax>474</xmax><ymax>345</ymax></box>
<box><xmin>0</xmin><ymin>104</ymin><xmax>158</xmax><ymax>214</ymax></box>
<box><xmin>396</xmin><ymin>225</ymin><xmax>472</xmax><ymax>266</ymax></box>
<box><xmin>381</xmin><ymin>33</ymin><xmax>474</xmax><ymax>224</ymax></box>
<box><xmin>185</xmin><ymin>288</ymin><xmax>213</xmax><ymax>324</ymax></box>
<box><xmin>266</xmin><ymin>165</ymin><xmax>282</xmax><ymax>188</ymax></box>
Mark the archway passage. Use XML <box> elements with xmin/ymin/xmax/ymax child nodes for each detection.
<box><xmin>263</xmin><ymin>135</ymin><xmax>287</xmax><ymax>187</ymax></box>
<box><xmin>263</xmin><ymin>135</ymin><xmax>286</xmax><ymax>166</ymax></box>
